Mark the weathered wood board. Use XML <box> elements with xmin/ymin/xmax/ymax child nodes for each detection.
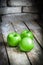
<box><xmin>1</xmin><ymin>21</ymin><xmax>30</xmax><ymax>65</ymax></box>
<box><xmin>0</xmin><ymin>7</ymin><xmax>21</xmax><ymax>15</ymax></box>
<box><xmin>23</xmin><ymin>20</ymin><xmax>43</xmax><ymax>48</ymax></box>
<box><xmin>8</xmin><ymin>0</ymin><xmax>32</xmax><ymax>6</ymax></box>
<box><xmin>2</xmin><ymin>13</ymin><xmax>38</xmax><ymax>22</ymax></box>
<box><xmin>0</xmin><ymin>27</ymin><xmax>9</xmax><ymax>65</ymax></box>
<box><xmin>23</xmin><ymin>6</ymin><xmax>38</xmax><ymax>13</ymax></box>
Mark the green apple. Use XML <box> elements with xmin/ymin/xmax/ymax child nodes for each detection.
<box><xmin>7</xmin><ymin>32</ymin><xmax>21</xmax><ymax>46</ymax></box>
<box><xmin>21</xmin><ymin>30</ymin><xmax>34</xmax><ymax>39</ymax></box>
<box><xmin>21</xmin><ymin>30</ymin><xmax>29</xmax><ymax>38</ymax></box>
<box><xmin>19</xmin><ymin>37</ymin><xmax>34</xmax><ymax>52</ymax></box>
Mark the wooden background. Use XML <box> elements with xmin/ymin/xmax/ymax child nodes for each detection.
<box><xmin>0</xmin><ymin>0</ymin><xmax>43</xmax><ymax>65</ymax></box>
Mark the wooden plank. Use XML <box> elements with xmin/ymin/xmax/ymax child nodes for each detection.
<box><xmin>8</xmin><ymin>0</ymin><xmax>32</xmax><ymax>6</ymax></box>
<box><xmin>0</xmin><ymin>7</ymin><xmax>21</xmax><ymax>15</ymax></box>
<box><xmin>2</xmin><ymin>13</ymin><xmax>38</xmax><ymax>23</ymax></box>
<box><xmin>1</xmin><ymin>21</ymin><xmax>30</xmax><ymax>65</ymax></box>
<box><xmin>23</xmin><ymin>20</ymin><xmax>43</xmax><ymax>48</ymax></box>
<box><xmin>23</xmin><ymin>6</ymin><xmax>38</xmax><ymax>13</ymax></box>
<box><xmin>0</xmin><ymin>26</ymin><xmax>9</xmax><ymax>65</ymax></box>
<box><xmin>11</xmin><ymin>21</ymin><xmax>43</xmax><ymax>65</ymax></box>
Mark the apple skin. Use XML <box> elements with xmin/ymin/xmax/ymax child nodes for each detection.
<box><xmin>7</xmin><ymin>32</ymin><xmax>21</xmax><ymax>46</ymax></box>
<box><xmin>21</xmin><ymin>30</ymin><xmax>29</xmax><ymax>38</ymax></box>
<box><xmin>19</xmin><ymin>37</ymin><xmax>34</xmax><ymax>52</ymax></box>
<box><xmin>21</xmin><ymin>30</ymin><xmax>34</xmax><ymax>39</ymax></box>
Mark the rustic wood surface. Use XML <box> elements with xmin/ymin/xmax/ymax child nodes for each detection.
<box><xmin>11</xmin><ymin>20</ymin><xmax>43</xmax><ymax>65</ymax></box>
<box><xmin>2</xmin><ymin>13</ymin><xmax>38</xmax><ymax>24</ymax></box>
<box><xmin>0</xmin><ymin>27</ymin><xmax>9</xmax><ymax>65</ymax></box>
<box><xmin>1</xmin><ymin>14</ymin><xmax>43</xmax><ymax>65</ymax></box>
<box><xmin>1</xmin><ymin>21</ymin><xmax>30</xmax><ymax>65</ymax></box>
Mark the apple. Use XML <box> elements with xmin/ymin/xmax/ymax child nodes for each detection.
<box><xmin>7</xmin><ymin>32</ymin><xmax>21</xmax><ymax>46</ymax></box>
<box><xmin>27</xmin><ymin>31</ymin><xmax>34</xmax><ymax>39</ymax></box>
<box><xmin>21</xmin><ymin>30</ymin><xmax>29</xmax><ymax>38</ymax></box>
<box><xmin>21</xmin><ymin>30</ymin><xmax>34</xmax><ymax>39</ymax></box>
<box><xmin>19</xmin><ymin>37</ymin><xmax>34</xmax><ymax>52</ymax></box>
